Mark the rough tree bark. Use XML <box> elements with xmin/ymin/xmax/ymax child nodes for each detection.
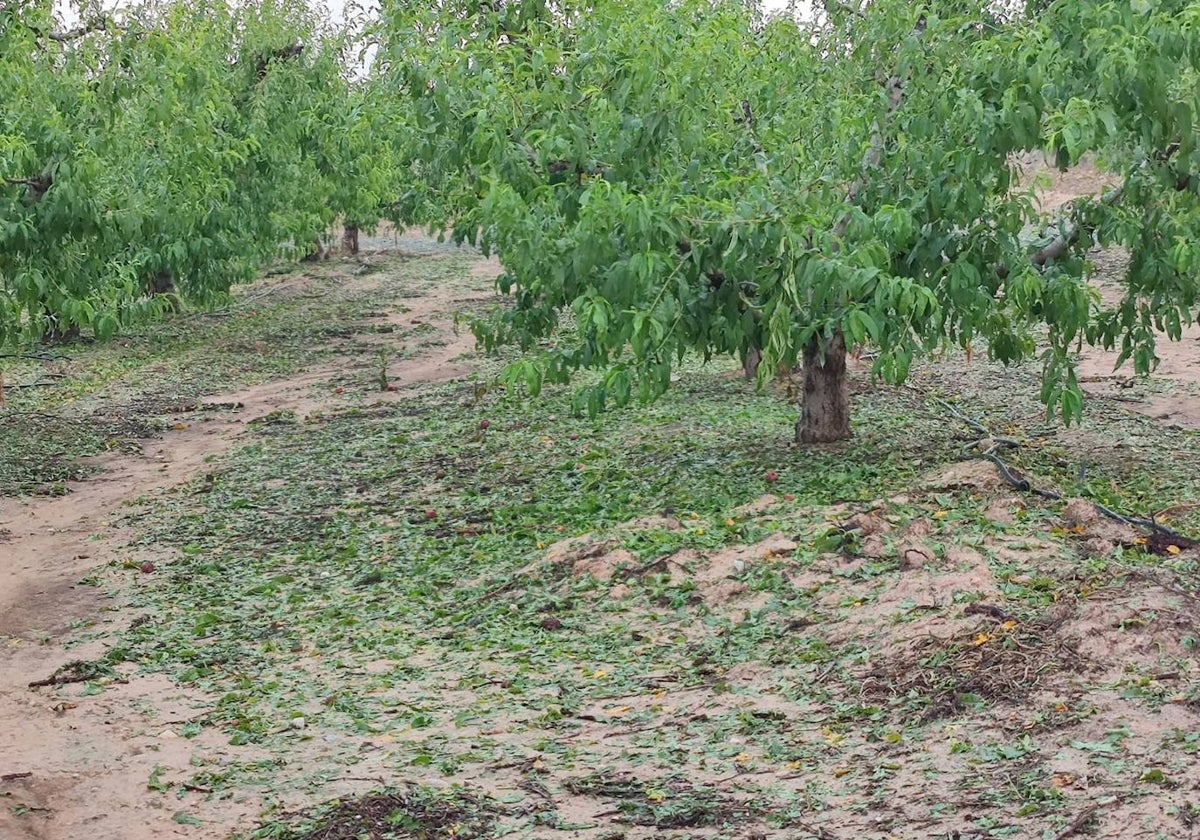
<box><xmin>796</xmin><ymin>331</ymin><xmax>850</xmax><ymax>444</ymax></box>
<box><xmin>342</xmin><ymin>224</ymin><xmax>360</xmax><ymax>255</ymax></box>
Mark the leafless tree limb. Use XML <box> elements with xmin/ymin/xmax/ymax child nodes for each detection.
<box><xmin>1006</xmin><ymin>141</ymin><xmax>1185</xmax><ymax>276</ymax></box>
<box><xmin>48</xmin><ymin>14</ymin><xmax>111</xmax><ymax>42</ymax></box>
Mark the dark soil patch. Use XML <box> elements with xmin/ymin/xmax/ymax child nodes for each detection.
<box><xmin>562</xmin><ymin>771</ymin><xmax>770</xmax><ymax>830</ymax></box>
<box><xmin>860</xmin><ymin>621</ymin><xmax>1088</xmax><ymax>722</ymax></box>
<box><xmin>252</xmin><ymin>785</ymin><xmax>507</xmax><ymax>840</ymax></box>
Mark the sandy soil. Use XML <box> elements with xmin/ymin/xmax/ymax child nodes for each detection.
<box><xmin>502</xmin><ymin>482</ymin><xmax>1200</xmax><ymax>840</ymax></box>
<box><xmin>0</xmin><ymin>253</ymin><xmax>502</xmax><ymax>840</ymax></box>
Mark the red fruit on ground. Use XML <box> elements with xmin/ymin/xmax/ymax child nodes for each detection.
<box><xmin>784</xmin><ymin>493</ymin><xmax>795</xmax><ymax>501</ymax></box>
<box><xmin>139</xmin><ymin>562</ymin><xmax>155</xmax><ymax>574</ymax></box>
<box><xmin>334</xmin><ymin>387</ymin><xmax>344</xmax><ymax>395</ymax></box>
<box><xmin>765</xmin><ymin>470</ymin><xmax>779</xmax><ymax>483</ymax></box>
<box><xmin>424</xmin><ymin>509</ymin><xmax>437</xmax><ymax>520</ymax></box>
<box><xmin>479</xmin><ymin>419</ymin><xmax>491</xmax><ymax>430</ymax></box>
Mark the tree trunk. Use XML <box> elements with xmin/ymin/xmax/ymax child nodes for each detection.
<box><xmin>301</xmin><ymin>238</ymin><xmax>329</xmax><ymax>262</ymax></box>
<box><xmin>342</xmin><ymin>224</ymin><xmax>360</xmax><ymax>255</ymax></box>
<box><xmin>795</xmin><ymin>330</ymin><xmax>851</xmax><ymax>444</ymax></box>
<box><xmin>42</xmin><ymin>318</ymin><xmax>80</xmax><ymax>344</ymax></box>
<box><xmin>148</xmin><ymin>272</ymin><xmax>181</xmax><ymax>313</ymax></box>
<box><xmin>743</xmin><ymin>346</ymin><xmax>761</xmax><ymax>380</ymax></box>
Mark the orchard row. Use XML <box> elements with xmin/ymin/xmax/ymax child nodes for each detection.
<box><xmin>4</xmin><ymin>1</ymin><xmax>1198</xmax><ymax>438</ymax></box>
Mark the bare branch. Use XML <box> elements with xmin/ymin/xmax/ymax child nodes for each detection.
<box><xmin>1034</xmin><ymin>144</ymin><xmax>1182</xmax><ymax>267</ymax></box>
<box><xmin>820</xmin><ymin>0</ymin><xmax>866</xmax><ymax>20</ymax></box>
<box><xmin>1000</xmin><ymin>142</ymin><xmax>1185</xmax><ymax>278</ymax></box>
<box><xmin>833</xmin><ymin>17</ymin><xmax>925</xmax><ymax>239</ymax></box>
<box><xmin>1028</xmin><ymin>182</ymin><xmax>1123</xmax><ymax>268</ymax></box>
<box><xmin>47</xmin><ymin>14</ymin><xmax>112</xmax><ymax>41</ymax></box>
<box><xmin>4</xmin><ymin>173</ymin><xmax>52</xmax><ymax>203</ymax></box>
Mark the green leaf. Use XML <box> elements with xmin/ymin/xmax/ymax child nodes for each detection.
<box><xmin>148</xmin><ymin>765</ymin><xmax>171</xmax><ymax>792</ymax></box>
<box><xmin>1069</xmin><ymin>739</ymin><xmax>1120</xmax><ymax>754</ymax></box>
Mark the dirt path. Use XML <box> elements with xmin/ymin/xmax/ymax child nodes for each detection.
<box><xmin>0</xmin><ymin>253</ymin><xmax>501</xmax><ymax>840</ymax></box>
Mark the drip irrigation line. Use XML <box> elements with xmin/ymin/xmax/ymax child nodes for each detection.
<box><xmin>0</xmin><ymin>352</ymin><xmax>71</xmax><ymax>361</ymax></box>
<box><xmin>0</xmin><ymin>379</ymin><xmax>62</xmax><ymax>392</ymax></box>
<box><xmin>182</xmin><ymin>281</ymin><xmax>311</xmax><ymax>320</ymax></box>
<box><xmin>925</xmin><ymin>393</ymin><xmax>1195</xmax><ymax>544</ymax></box>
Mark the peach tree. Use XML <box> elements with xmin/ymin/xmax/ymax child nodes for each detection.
<box><xmin>385</xmin><ymin>0</ymin><xmax>1199</xmax><ymax>442</ymax></box>
<box><xmin>0</xmin><ymin>0</ymin><xmax>371</xmax><ymax>346</ymax></box>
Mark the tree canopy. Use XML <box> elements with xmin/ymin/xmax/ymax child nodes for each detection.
<box><xmin>382</xmin><ymin>0</ymin><xmax>1200</xmax><ymax>440</ymax></box>
<box><xmin>0</xmin><ymin>0</ymin><xmax>387</xmax><ymax>345</ymax></box>
<box><xmin>4</xmin><ymin>0</ymin><xmax>1197</xmax><ymax>442</ymax></box>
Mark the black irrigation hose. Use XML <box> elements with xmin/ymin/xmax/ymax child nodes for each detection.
<box><xmin>927</xmin><ymin>394</ymin><xmax>1196</xmax><ymax>544</ymax></box>
<box><xmin>0</xmin><ymin>352</ymin><xmax>71</xmax><ymax>361</ymax></box>
<box><xmin>974</xmin><ymin>449</ymin><xmax>1189</xmax><ymax>538</ymax></box>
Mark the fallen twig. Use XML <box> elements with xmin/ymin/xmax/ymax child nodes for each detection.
<box><xmin>976</xmin><ymin>448</ymin><xmax>1193</xmax><ymax>541</ymax></box>
<box><xmin>0</xmin><ymin>411</ymin><xmax>81</xmax><ymax>422</ymax></box>
<box><xmin>1</xmin><ymin>772</ymin><xmax>32</xmax><ymax>782</ymax></box>
<box><xmin>1</xmin><ymin>380</ymin><xmax>62</xmax><ymax>392</ymax></box>
<box><xmin>963</xmin><ymin>602</ymin><xmax>1013</xmax><ymax>623</ymax></box>
<box><xmin>1051</xmin><ymin>802</ymin><xmax>1104</xmax><ymax>840</ymax></box>
<box><xmin>1152</xmin><ymin>501</ymin><xmax>1200</xmax><ymax>521</ymax></box>
<box><xmin>185</xmin><ymin>284</ymin><xmax>296</xmax><ymax>320</ymax></box>
<box><xmin>788</xmin><ymin>820</ymin><xmax>842</xmax><ymax>840</ymax></box>
<box><xmin>28</xmin><ymin>660</ymin><xmax>116</xmax><ymax>688</ymax></box>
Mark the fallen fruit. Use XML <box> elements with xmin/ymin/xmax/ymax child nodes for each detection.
<box><xmin>540</xmin><ymin>617</ymin><xmax>565</xmax><ymax>630</ymax></box>
<box><xmin>333</xmin><ymin>387</ymin><xmax>344</xmax><ymax>395</ymax></box>
<box><xmin>385</xmin><ymin>385</ymin><xmax>397</xmax><ymax>392</ymax></box>
<box><xmin>424</xmin><ymin>509</ymin><xmax>437</xmax><ymax>520</ymax></box>
<box><xmin>139</xmin><ymin>561</ymin><xmax>156</xmax><ymax>574</ymax></box>
<box><xmin>765</xmin><ymin>470</ymin><xmax>779</xmax><ymax>483</ymax></box>
<box><xmin>784</xmin><ymin>493</ymin><xmax>795</xmax><ymax>501</ymax></box>
<box><xmin>479</xmin><ymin>419</ymin><xmax>491</xmax><ymax>430</ymax></box>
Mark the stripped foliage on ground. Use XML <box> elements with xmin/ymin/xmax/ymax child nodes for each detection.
<box><xmin>3</xmin><ymin>238</ymin><xmax>1199</xmax><ymax>840</ymax></box>
<box><xmin>106</xmin><ymin>321</ymin><xmax>1200</xmax><ymax>838</ymax></box>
